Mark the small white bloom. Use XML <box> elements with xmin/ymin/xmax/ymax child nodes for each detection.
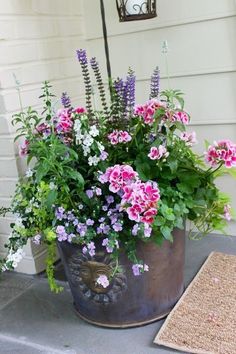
<box><xmin>78</xmin><ymin>204</ymin><xmax>83</xmax><ymax>210</ymax></box>
<box><xmin>25</xmin><ymin>169</ymin><xmax>33</xmax><ymax>178</ymax></box>
<box><xmin>15</xmin><ymin>217</ymin><xmax>24</xmax><ymax>228</ymax></box>
<box><xmin>75</xmin><ymin>131</ymin><xmax>84</xmax><ymax>145</ymax></box>
<box><xmin>25</xmin><ymin>207</ymin><xmax>32</xmax><ymax>213</ymax></box>
<box><xmin>82</xmin><ymin>145</ymin><xmax>91</xmax><ymax>157</ymax></box>
<box><xmin>83</xmin><ymin>134</ymin><xmax>94</xmax><ymax>147</ymax></box>
<box><xmin>49</xmin><ymin>182</ymin><xmax>57</xmax><ymax>190</ymax></box>
<box><xmin>74</xmin><ymin>120</ymin><xmax>82</xmax><ymax>132</ymax></box>
<box><xmin>88</xmin><ymin>155</ymin><xmax>100</xmax><ymax>166</ymax></box>
<box><xmin>89</xmin><ymin>125</ymin><xmax>99</xmax><ymax>137</ymax></box>
<box><xmin>97</xmin><ymin>142</ymin><xmax>105</xmax><ymax>152</ymax></box>
<box><xmin>6</xmin><ymin>248</ymin><xmax>25</xmax><ymax>268</ymax></box>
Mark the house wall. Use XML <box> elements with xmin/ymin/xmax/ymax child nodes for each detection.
<box><xmin>0</xmin><ymin>0</ymin><xmax>86</xmax><ymax>273</ymax></box>
<box><xmin>83</xmin><ymin>0</ymin><xmax>236</xmax><ymax>235</ymax></box>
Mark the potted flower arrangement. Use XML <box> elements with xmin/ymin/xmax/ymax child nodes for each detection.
<box><xmin>0</xmin><ymin>49</ymin><xmax>235</xmax><ymax>328</ymax></box>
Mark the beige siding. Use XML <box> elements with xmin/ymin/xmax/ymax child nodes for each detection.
<box><xmin>83</xmin><ymin>0</ymin><xmax>236</xmax><ymax>235</ymax></box>
<box><xmin>0</xmin><ymin>0</ymin><xmax>86</xmax><ymax>273</ymax></box>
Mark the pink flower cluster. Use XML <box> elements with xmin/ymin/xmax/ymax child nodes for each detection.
<box><xmin>99</xmin><ymin>165</ymin><xmax>138</xmax><ymax>193</ymax></box>
<box><xmin>148</xmin><ymin>145</ymin><xmax>169</xmax><ymax>160</ymax></box>
<box><xmin>172</xmin><ymin>111</ymin><xmax>189</xmax><ymax>125</ymax></box>
<box><xmin>123</xmin><ymin>181</ymin><xmax>160</xmax><ymax>224</ymax></box>
<box><xmin>99</xmin><ymin>165</ymin><xmax>160</xmax><ymax>225</ymax></box>
<box><xmin>55</xmin><ymin>108</ymin><xmax>73</xmax><ymax>134</ymax></box>
<box><xmin>108</xmin><ymin>130</ymin><xmax>132</xmax><ymax>145</ymax></box>
<box><xmin>19</xmin><ymin>140</ymin><xmax>29</xmax><ymax>157</ymax></box>
<box><xmin>180</xmin><ymin>131</ymin><xmax>197</xmax><ymax>146</ymax></box>
<box><xmin>205</xmin><ymin>140</ymin><xmax>236</xmax><ymax>168</ymax></box>
<box><xmin>134</xmin><ymin>99</ymin><xmax>166</xmax><ymax>125</ymax></box>
<box><xmin>74</xmin><ymin>106</ymin><xmax>86</xmax><ymax>114</ymax></box>
<box><xmin>223</xmin><ymin>204</ymin><xmax>231</xmax><ymax>221</ymax></box>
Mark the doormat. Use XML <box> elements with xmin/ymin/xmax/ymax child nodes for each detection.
<box><xmin>154</xmin><ymin>252</ymin><xmax>236</xmax><ymax>354</ymax></box>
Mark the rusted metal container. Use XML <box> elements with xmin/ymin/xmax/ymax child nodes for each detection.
<box><xmin>57</xmin><ymin>228</ymin><xmax>185</xmax><ymax>328</ymax></box>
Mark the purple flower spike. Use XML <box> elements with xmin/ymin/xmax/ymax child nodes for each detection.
<box><xmin>90</xmin><ymin>57</ymin><xmax>99</xmax><ymax>70</ymax></box>
<box><xmin>61</xmin><ymin>92</ymin><xmax>72</xmax><ymax>109</ymax></box>
<box><xmin>76</xmin><ymin>49</ymin><xmax>88</xmax><ymax>65</ymax></box>
<box><xmin>150</xmin><ymin>66</ymin><xmax>160</xmax><ymax>99</ymax></box>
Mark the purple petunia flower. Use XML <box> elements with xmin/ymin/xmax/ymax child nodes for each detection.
<box><xmin>86</xmin><ymin>189</ymin><xmax>94</xmax><ymax>199</ymax></box>
<box><xmin>33</xmin><ymin>234</ymin><xmax>41</xmax><ymax>245</ymax></box>
<box><xmin>132</xmin><ymin>264</ymin><xmax>141</xmax><ymax>276</ymax></box>
<box><xmin>95</xmin><ymin>187</ymin><xmax>102</xmax><ymax>196</ymax></box>
<box><xmin>100</xmin><ymin>151</ymin><xmax>108</xmax><ymax>161</ymax></box>
<box><xmin>88</xmin><ymin>241</ymin><xmax>96</xmax><ymax>257</ymax></box>
<box><xmin>76</xmin><ymin>223</ymin><xmax>87</xmax><ymax>237</ymax></box>
<box><xmin>56</xmin><ymin>225</ymin><xmax>65</xmax><ymax>235</ymax></box>
<box><xmin>106</xmin><ymin>195</ymin><xmax>114</xmax><ymax>205</ymax></box>
<box><xmin>112</xmin><ymin>222</ymin><xmax>122</xmax><ymax>232</ymax></box>
<box><xmin>67</xmin><ymin>233</ymin><xmax>76</xmax><ymax>243</ymax></box>
<box><xmin>86</xmin><ymin>218</ymin><xmax>94</xmax><ymax>226</ymax></box>
<box><xmin>132</xmin><ymin>224</ymin><xmax>140</xmax><ymax>236</ymax></box>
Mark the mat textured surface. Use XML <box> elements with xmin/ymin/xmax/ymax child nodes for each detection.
<box><xmin>154</xmin><ymin>252</ymin><xmax>236</xmax><ymax>354</ymax></box>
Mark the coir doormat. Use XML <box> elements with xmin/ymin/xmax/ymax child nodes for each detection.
<box><xmin>154</xmin><ymin>252</ymin><xmax>236</xmax><ymax>354</ymax></box>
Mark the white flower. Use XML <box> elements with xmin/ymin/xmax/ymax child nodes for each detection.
<box><xmin>15</xmin><ymin>217</ymin><xmax>24</xmax><ymax>228</ymax></box>
<box><xmin>75</xmin><ymin>131</ymin><xmax>84</xmax><ymax>145</ymax></box>
<box><xmin>82</xmin><ymin>145</ymin><xmax>91</xmax><ymax>157</ymax></box>
<box><xmin>78</xmin><ymin>204</ymin><xmax>83</xmax><ymax>210</ymax></box>
<box><xmin>97</xmin><ymin>142</ymin><xmax>105</xmax><ymax>152</ymax></box>
<box><xmin>25</xmin><ymin>207</ymin><xmax>32</xmax><ymax>213</ymax></box>
<box><xmin>6</xmin><ymin>248</ymin><xmax>25</xmax><ymax>268</ymax></box>
<box><xmin>88</xmin><ymin>155</ymin><xmax>100</xmax><ymax>166</ymax></box>
<box><xmin>25</xmin><ymin>169</ymin><xmax>33</xmax><ymax>178</ymax></box>
<box><xmin>49</xmin><ymin>182</ymin><xmax>57</xmax><ymax>190</ymax></box>
<box><xmin>83</xmin><ymin>134</ymin><xmax>94</xmax><ymax>147</ymax></box>
<box><xmin>74</xmin><ymin>120</ymin><xmax>82</xmax><ymax>132</ymax></box>
<box><xmin>89</xmin><ymin>125</ymin><xmax>99</xmax><ymax>137</ymax></box>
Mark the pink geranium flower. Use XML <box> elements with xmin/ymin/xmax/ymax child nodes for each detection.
<box><xmin>108</xmin><ymin>130</ymin><xmax>132</xmax><ymax>145</ymax></box>
<box><xmin>134</xmin><ymin>99</ymin><xmax>166</xmax><ymax>125</ymax></box>
<box><xmin>148</xmin><ymin>145</ymin><xmax>169</xmax><ymax>160</ymax></box>
<box><xmin>180</xmin><ymin>131</ymin><xmax>197</xmax><ymax>146</ymax></box>
<box><xmin>74</xmin><ymin>106</ymin><xmax>86</xmax><ymax>114</ymax></box>
<box><xmin>205</xmin><ymin>140</ymin><xmax>236</xmax><ymax>168</ymax></box>
<box><xmin>55</xmin><ymin>108</ymin><xmax>73</xmax><ymax>133</ymax></box>
<box><xmin>172</xmin><ymin>111</ymin><xmax>189</xmax><ymax>125</ymax></box>
<box><xmin>19</xmin><ymin>140</ymin><xmax>29</xmax><ymax>157</ymax></box>
<box><xmin>141</xmin><ymin>208</ymin><xmax>157</xmax><ymax>224</ymax></box>
<box><xmin>223</xmin><ymin>204</ymin><xmax>231</xmax><ymax>221</ymax></box>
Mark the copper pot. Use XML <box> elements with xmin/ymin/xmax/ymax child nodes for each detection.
<box><xmin>57</xmin><ymin>228</ymin><xmax>185</xmax><ymax>328</ymax></box>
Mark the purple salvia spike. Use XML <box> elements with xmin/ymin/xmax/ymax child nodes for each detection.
<box><xmin>150</xmin><ymin>66</ymin><xmax>160</xmax><ymax>99</ymax></box>
<box><xmin>125</xmin><ymin>68</ymin><xmax>136</xmax><ymax>117</ymax></box>
<box><xmin>61</xmin><ymin>92</ymin><xmax>71</xmax><ymax>109</ymax></box>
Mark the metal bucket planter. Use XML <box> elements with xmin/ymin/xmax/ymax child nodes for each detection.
<box><xmin>57</xmin><ymin>228</ymin><xmax>185</xmax><ymax>328</ymax></box>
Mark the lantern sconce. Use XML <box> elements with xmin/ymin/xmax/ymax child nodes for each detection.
<box><xmin>116</xmin><ymin>0</ymin><xmax>157</xmax><ymax>22</ymax></box>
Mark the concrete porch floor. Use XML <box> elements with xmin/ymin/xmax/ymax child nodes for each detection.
<box><xmin>0</xmin><ymin>234</ymin><xmax>235</xmax><ymax>354</ymax></box>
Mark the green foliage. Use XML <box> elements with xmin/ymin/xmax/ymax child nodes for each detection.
<box><xmin>46</xmin><ymin>242</ymin><xmax>63</xmax><ymax>293</ymax></box>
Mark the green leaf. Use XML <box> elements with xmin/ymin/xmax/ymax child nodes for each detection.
<box><xmin>35</xmin><ymin>162</ymin><xmax>50</xmax><ymax>182</ymax></box>
<box><xmin>45</xmin><ymin>190</ymin><xmax>58</xmax><ymax>209</ymax></box>
<box><xmin>160</xmin><ymin>226</ymin><xmax>173</xmax><ymax>241</ymax></box>
<box><xmin>66</xmin><ymin>170</ymin><xmax>84</xmax><ymax>188</ymax></box>
<box><xmin>168</xmin><ymin>159</ymin><xmax>178</xmax><ymax>173</ymax></box>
